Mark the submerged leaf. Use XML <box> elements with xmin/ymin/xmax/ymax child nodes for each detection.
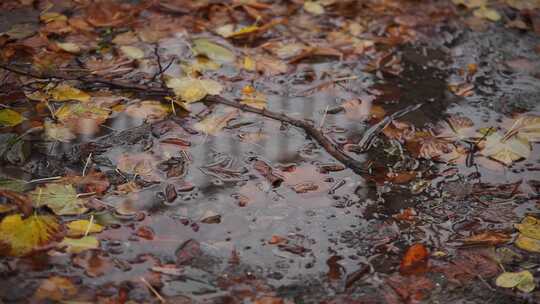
<box><xmin>166</xmin><ymin>77</ymin><xmax>223</xmax><ymax>103</ymax></box>
<box><xmin>55</xmin><ymin>102</ymin><xmax>110</xmax><ymax>135</ymax></box>
<box><xmin>0</xmin><ymin>109</ymin><xmax>24</xmax><ymax>127</ymax></box>
<box><xmin>44</xmin><ymin>120</ymin><xmax>77</xmax><ymax>143</ymax></box>
<box><xmin>194</xmin><ymin>110</ymin><xmax>238</xmax><ymax>135</ymax></box>
<box><xmin>192</xmin><ymin>39</ymin><xmax>235</xmax><ymax>63</ymax></box>
<box><xmin>0</xmin><ymin>214</ymin><xmax>63</xmax><ymax>257</ymax></box>
<box><xmin>49</xmin><ymin>84</ymin><xmax>91</xmax><ymax>102</ymax></box>
<box><xmin>125</xmin><ymin>100</ymin><xmax>170</xmax><ymax>122</ymax></box>
<box><xmin>31</xmin><ymin>184</ymin><xmax>88</xmax><ymax>216</ymax></box>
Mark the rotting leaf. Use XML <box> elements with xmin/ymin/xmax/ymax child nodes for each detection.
<box><xmin>496</xmin><ymin>270</ymin><xmax>535</xmax><ymax>293</ymax></box>
<box><xmin>31</xmin><ymin>183</ymin><xmax>88</xmax><ymax>216</ymax></box>
<box><xmin>0</xmin><ymin>214</ymin><xmax>63</xmax><ymax>257</ymax></box>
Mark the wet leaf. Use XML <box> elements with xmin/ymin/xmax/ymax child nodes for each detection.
<box><xmin>55</xmin><ymin>102</ymin><xmax>110</xmax><ymax>134</ymax></box>
<box><xmin>481</xmin><ymin>132</ymin><xmax>530</xmax><ymax>165</ymax></box>
<box><xmin>120</xmin><ymin>45</ymin><xmax>145</xmax><ymax>59</ymax></box>
<box><xmin>66</xmin><ymin>220</ymin><xmax>104</xmax><ymax>238</ymax></box>
<box><xmin>56</xmin><ymin>42</ymin><xmax>81</xmax><ymax>54</ymax></box>
<box><xmin>194</xmin><ymin>109</ymin><xmax>238</xmax><ymax>135</ymax></box>
<box><xmin>34</xmin><ymin>276</ymin><xmax>78</xmax><ymax>301</ymax></box>
<box><xmin>515</xmin><ymin>215</ymin><xmax>540</xmax><ymax>239</ymax></box>
<box><xmin>59</xmin><ymin>236</ymin><xmax>99</xmax><ymax>254</ymax></box>
<box><xmin>31</xmin><ymin>183</ymin><xmax>88</xmax><ymax>216</ymax></box>
<box><xmin>49</xmin><ymin>83</ymin><xmax>91</xmax><ymax>102</ymax></box>
<box><xmin>0</xmin><ymin>109</ymin><xmax>24</xmax><ymax>127</ymax></box>
<box><xmin>504</xmin><ymin>115</ymin><xmax>540</xmax><ymax>142</ymax></box>
<box><xmin>0</xmin><ymin>214</ymin><xmax>63</xmax><ymax>257</ymax></box>
<box><xmin>461</xmin><ymin>232</ymin><xmax>511</xmax><ymax>246</ymax></box>
<box><xmin>400</xmin><ymin>243</ymin><xmax>429</xmax><ymax>275</ymax></box>
<box><xmin>117</xmin><ymin>153</ymin><xmax>161</xmax><ymax>182</ymax></box>
<box><xmin>125</xmin><ymin>100</ymin><xmax>170</xmax><ymax>122</ymax></box>
<box><xmin>496</xmin><ymin>270</ymin><xmax>535</xmax><ymax>292</ymax></box>
<box><xmin>240</xmin><ymin>85</ymin><xmax>267</xmax><ymax>109</ymax></box>
<box><xmin>166</xmin><ymin>77</ymin><xmax>223</xmax><ymax>103</ymax></box>
<box><xmin>473</xmin><ymin>6</ymin><xmax>501</xmax><ymax>22</ymax></box>
<box><xmin>44</xmin><ymin>120</ymin><xmax>76</xmax><ymax>142</ymax></box>
<box><xmin>192</xmin><ymin>39</ymin><xmax>235</xmax><ymax>63</ymax></box>
<box><xmin>304</xmin><ymin>1</ymin><xmax>325</xmax><ymax>15</ymax></box>
<box><xmin>515</xmin><ymin>234</ymin><xmax>540</xmax><ymax>253</ymax></box>
<box><xmin>342</xmin><ymin>99</ymin><xmax>385</xmax><ymax>122</ymax></box>
<box><xmin>0</xmin><ymin>177</ymin><xmax>29</xmax><ymax>192</ymax></box>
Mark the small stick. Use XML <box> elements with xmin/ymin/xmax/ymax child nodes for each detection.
<box><xmin>28</xmin><ymin>176</ymin><xmax>62</xmax><ymax>183</ymax></box>
<box><xmin>140</xmin><ymin>277</ymin><xmax>166</xmax><ymax>303</ymax></box>
<box><xmin>319</xmin><ymin>105</ymin><xmax>329</xmax><ymax>129</ymax></box>
<box><xmin>82</xmin><ymin>153</ymin><xmax>92</xmax><ymax>176</ymax></box>
<box><xmin>84</xmin><ymin>215</ymin><xmax>94</xmax><ymax>237</ymax></box>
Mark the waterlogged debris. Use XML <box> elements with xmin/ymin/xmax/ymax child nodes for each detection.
<box><xmin>66</xmin><ymin>220</ymin><xmax>104</xmax><ymax>237</ymax></box>
<box><xmin>0</xmin><ymin>109</ymin><xmax>24</xmax><ymax>127</ymax></box>
<box><xmin>192</xmin><ymin>38</ymin><xmax>235</xmax><ymax>63</ymax></box>
<box><xmin>31</xmin><ymin>184</ymin><xmax>88</xmax><ymax>216</ymax></box>
<box><xmin>166</xmin><ymin>77</ymin><xmax>223</xmax><ymax>103</ymax></box>
<box><xmin>59</xmin><ymin>236</ymin><xmax>99</xmax><ymax>254</ymax></box>
<box><xmin>0</xmin><ymin>214</ymin><xmax>63</xmax><ymax>257</ymax></box>
<box><xmin>481</xmin><ymin>132</ymin><xmax>530</xmax><ymax>166</ymax></box>
<box><xmin>496</xmin><ymin>270</ymin><xmax>535</xmax><ymax>292</ymax></box>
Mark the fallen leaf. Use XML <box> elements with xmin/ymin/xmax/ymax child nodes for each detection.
<box><xmin>240</xmin><ymin>85</ymin><xmax>267</xmax><ymax>109</ymax></box>
<box><xmin>473</xmin><ymin>6</ymin><xmax>501</xmax><ymax>22</ymax></box>
<box><xmin>194</xmin><ymin>110</ymin><xmax>238</xmax><ymax>135</ymax></box>
<box><xmin>504</xmin><ymin>115</ymin><xmax>540</xmax><ymax>142</ymax></box>
<box><xmin>515</xmin><ymin>215</ymin><xmax>540</xmax><ymax>239</ymax></box>
<box><xmin>342</xmin><ymin>99</ymin><xmax>385</xmax><ymax>122</ymax></box>
<box><xmin>31</xmin><ymin>183</ymin><xmax>88</xmax><ymax>216</ymax></box>
<box><xmin>66</xmin><ymin>220</ymin><xmax>104</xmax><ymax>238</ymax></box>
<box><xmin>0</xmin><ymin>214</ymin><xmax>63</xmax><ymax>257</ymax></box>
<box><xmin>55</xmin><ymin>102</ymin><xmax>110</xmax><ymax>134</ymax></box>
<box><xmin>496</xmin><ymin>270</ymin><xmax>535</xmax><ymax>293</ymax></box>
<box><xmin>481</xmin><ymin>132</ymin><xmax>530</xmax><ymax>166</ymax></box>
<box><xmin>304</xmin><ymin>1</ymin><xmax>325</xmax><ymax>15</ymax></box>
<box><xmin>34</xmin><ymin>276</ymin><xmax>77</xmax><ymax>301</ymax></box>
<box><xmin>120</xmin><ymin>45</ymin><xmax>145</xmax><ymax>59</ymax></box>
<box><xmin>49</xmin><ymin>83</ymin><xmax>91</xmax><ymax>102</ymax></box>
<box><xmin>400</xmin><ymin>243</ymin><xmax>429</xmax><ymax>275</ymax></box>
<box><xmin>192</xmin><ymin>38</ymin><xmax>235</xmax><ymax>63</ymax></box>
<box><xmin>0</xmin><ymin>109</ymin><xmax>24</xmax><ymax>127</ymax></box>
<box><xmin>117</xmin><ymin>153</ymin><xmax>161</xmax><ymax>182</ymax></box>
<box><xmin>461</xmin><ymin>232</ymin><xmax>511</xmax><ymax>246</ymax></box>
<box><xmin>125</xmin><ymin>100</ymin><xmax>170</xmax><ymax>122</ymax></box>
<box><xmin>166</xmin><ymin>78</ymin><xmax>223</xmax><ymax>103</ymax></box>
<box><xmin>44</xmin><ymin>120</ymin><xmax>76</xmax><ymax>142</ymax></box>
<box><xmin>515</xmin><ymin>234</ymin><xmax>540</xmax><ymax>253</ymax></box>
<box><xmin>59</xmin><ymin>236</ymin><xmax>99</xmax><ymax>254</ymax></box>
<box><xmin>56</xmin><ymin>42</ymin><xmax>81</xmax><ymax>54</ymax></box>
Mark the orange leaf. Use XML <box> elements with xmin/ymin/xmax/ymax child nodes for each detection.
<box><xmin>400</xmin><ymin>243</ymin><xmax>429</xmax><ymax>275</ymax></box>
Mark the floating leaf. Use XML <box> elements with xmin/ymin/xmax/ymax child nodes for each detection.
<box><xmin>304</xmin><ymin>1</ymin><xmax>325</xmax><ymax>15</ymax></box>
<box><xmin>66</xmin><ymin>220</ymin><xmax>104</xmax><ymax>237</ymax></box>
<box><xmin>473</xmin><ymin>6</ymin><xmax>501</xmax><ymax>22</ymax></box>
<box><xmin>125</xmin><ymin>100</ymin><xmax>170</xmax><ymax>122</ymax></box>
<box><xmin>55</xmin><ymin>102</ymin><xmax>110</xmax><ymax>135</ymax></box>
<box><xmin>194</xmin><ymin>110</ymin><xmax>238</xmax><ymax>135</ymax></box>
<box><xmin>495</xmin><ymin>270</ymin><xmax>535</xmax><ymax>293</ymax></box>
<box><xmin>166</xmin><ymin>77</ymin><xmax>223</xmax><ymax>103</ymax></box>
<box><xmin>0</xmin><ymin>109</ymin><xmax>24</xmax><ymax>127</ymax></box>
<box><xmin>49</xmin><ymin>83</ymin><xmax>91</xmax><ymax>102</ymax></box>
<box><xmin>481</xmin><ymin>132</ymin><xmax>530</xmax><ymax>166</ymax></box>
<box><xmin>0</xmin><ymin>214</ymin><xmax>63</xmax><ymax>257</ymax></box>
<box><xmin>31</xmin><ymin>184</ymin><xmax>88</xmax><ymax>216</ymax></box>
<box><xmin>120</xmin><ymin>45</ymin><xmax>145</xmax><ymax>59</ymax></box>
<box><xmin>59</xmin><ymin>236</ymin><xmax>99</xmax><ymax>254</ymax></box>
<box><xmin>192</xmin><ymin>39</ymin><xmax>235</xmax><ymax>63</ymax></box>
<box><xmin>399</xmin><ymin>243</ymin><xmax>429</xmax><ymax>275</ymax></box>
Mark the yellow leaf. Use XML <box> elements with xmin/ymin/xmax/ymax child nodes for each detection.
<box><xmin>54</xmin><ymin>102</ymin><xmax>110</xmax><ymax>135</ymax></box>
<box><xmin>515</xmin><ymin>215</ymin><xmax>540</xmax><ymax>239</ymax></box>
<box><xmin>40</xmin><ymin>12</ymin><xmax>68</xmax><ymax>23</ymax></box>
<box><xmin>124</xmin><ymin>100</ymin><xmax>170</xmax><ymax>122</ymax></box>
<box><xmin>496</xmin><ymin>270</ymin><xmax>535</xmax><ymax>292</ymax></box>
<box><xmin>243</xmin><ymin>56</ymin><xmax>256</xmax><ymax>71</ymax></box>
<box><xmin>66</xmin><ymin>220</ymin><xmax>104</xmax><ymax>237</ymax></box>
<box><xmin>0</xmin><ymin>214</ymin><xmax>63</xmax><ymax>257</ymax></box>
<box><xmin>473</xmin><ymin>6</ymin><xmax>501</xmax><ymax>22</ymax></box>
<box><xmin>44</xmin><ymin>120</ymin><xmax>77</xmax><ymax>143</ymax></box>
<box><xmin>192</xmin><ymin>39</ymin><xmax>235</xmax><ymax>63</ymax></box>
<box><xmin>504</xmin><ymin>115</ymin><xmax>540</xmax><ymax>142</ymax></box>
<box><xmin>0</xmin><ymin>109</ymin><xmax>24</xmax><ymax>127</ymax></box>
<box><xmin>240</xmin><ymin>86</ymin><xmax>267</xmax><ymax>109</ymax></box>
<box><xmin>120</xmin><ymin>45</ymin><xmax>145</xmax><ymax>60</ymax></box>
<box><xmin>215</xmin><ymin>24</ymin><xmax>235</xmax><ymax>37</ymax></box>
<box><xmin>59</xmin><ymin>236</ymin><xmax>99</xmax><ymax>254</ymax></box>
<box><xmin>229</xmin><ymin>25</ymin><xmax>260</xmax><ymax>38</ymax></box>
<box><xmin>49</xmin><ymin>83</ymin><xmax>90</xmax><ymax>102</ymax></box>
<box><xmin>56</xmin><ymin>42</ymin><xmax>81</xmax><ymax>54</ymax></box>
<box><xmin>515</xmin><ymin>234</ymin><xmax>540</xmax><ymax>253</ymax></box>
<box><xmin>304</xmin><ymin>1</ymin><xmax>325</xmax><ymax>15</ymax></box>
<box><xmin>166</xmin><ymin>77</ymin><xmax>223</xmax><ymax>103</ymax></box>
